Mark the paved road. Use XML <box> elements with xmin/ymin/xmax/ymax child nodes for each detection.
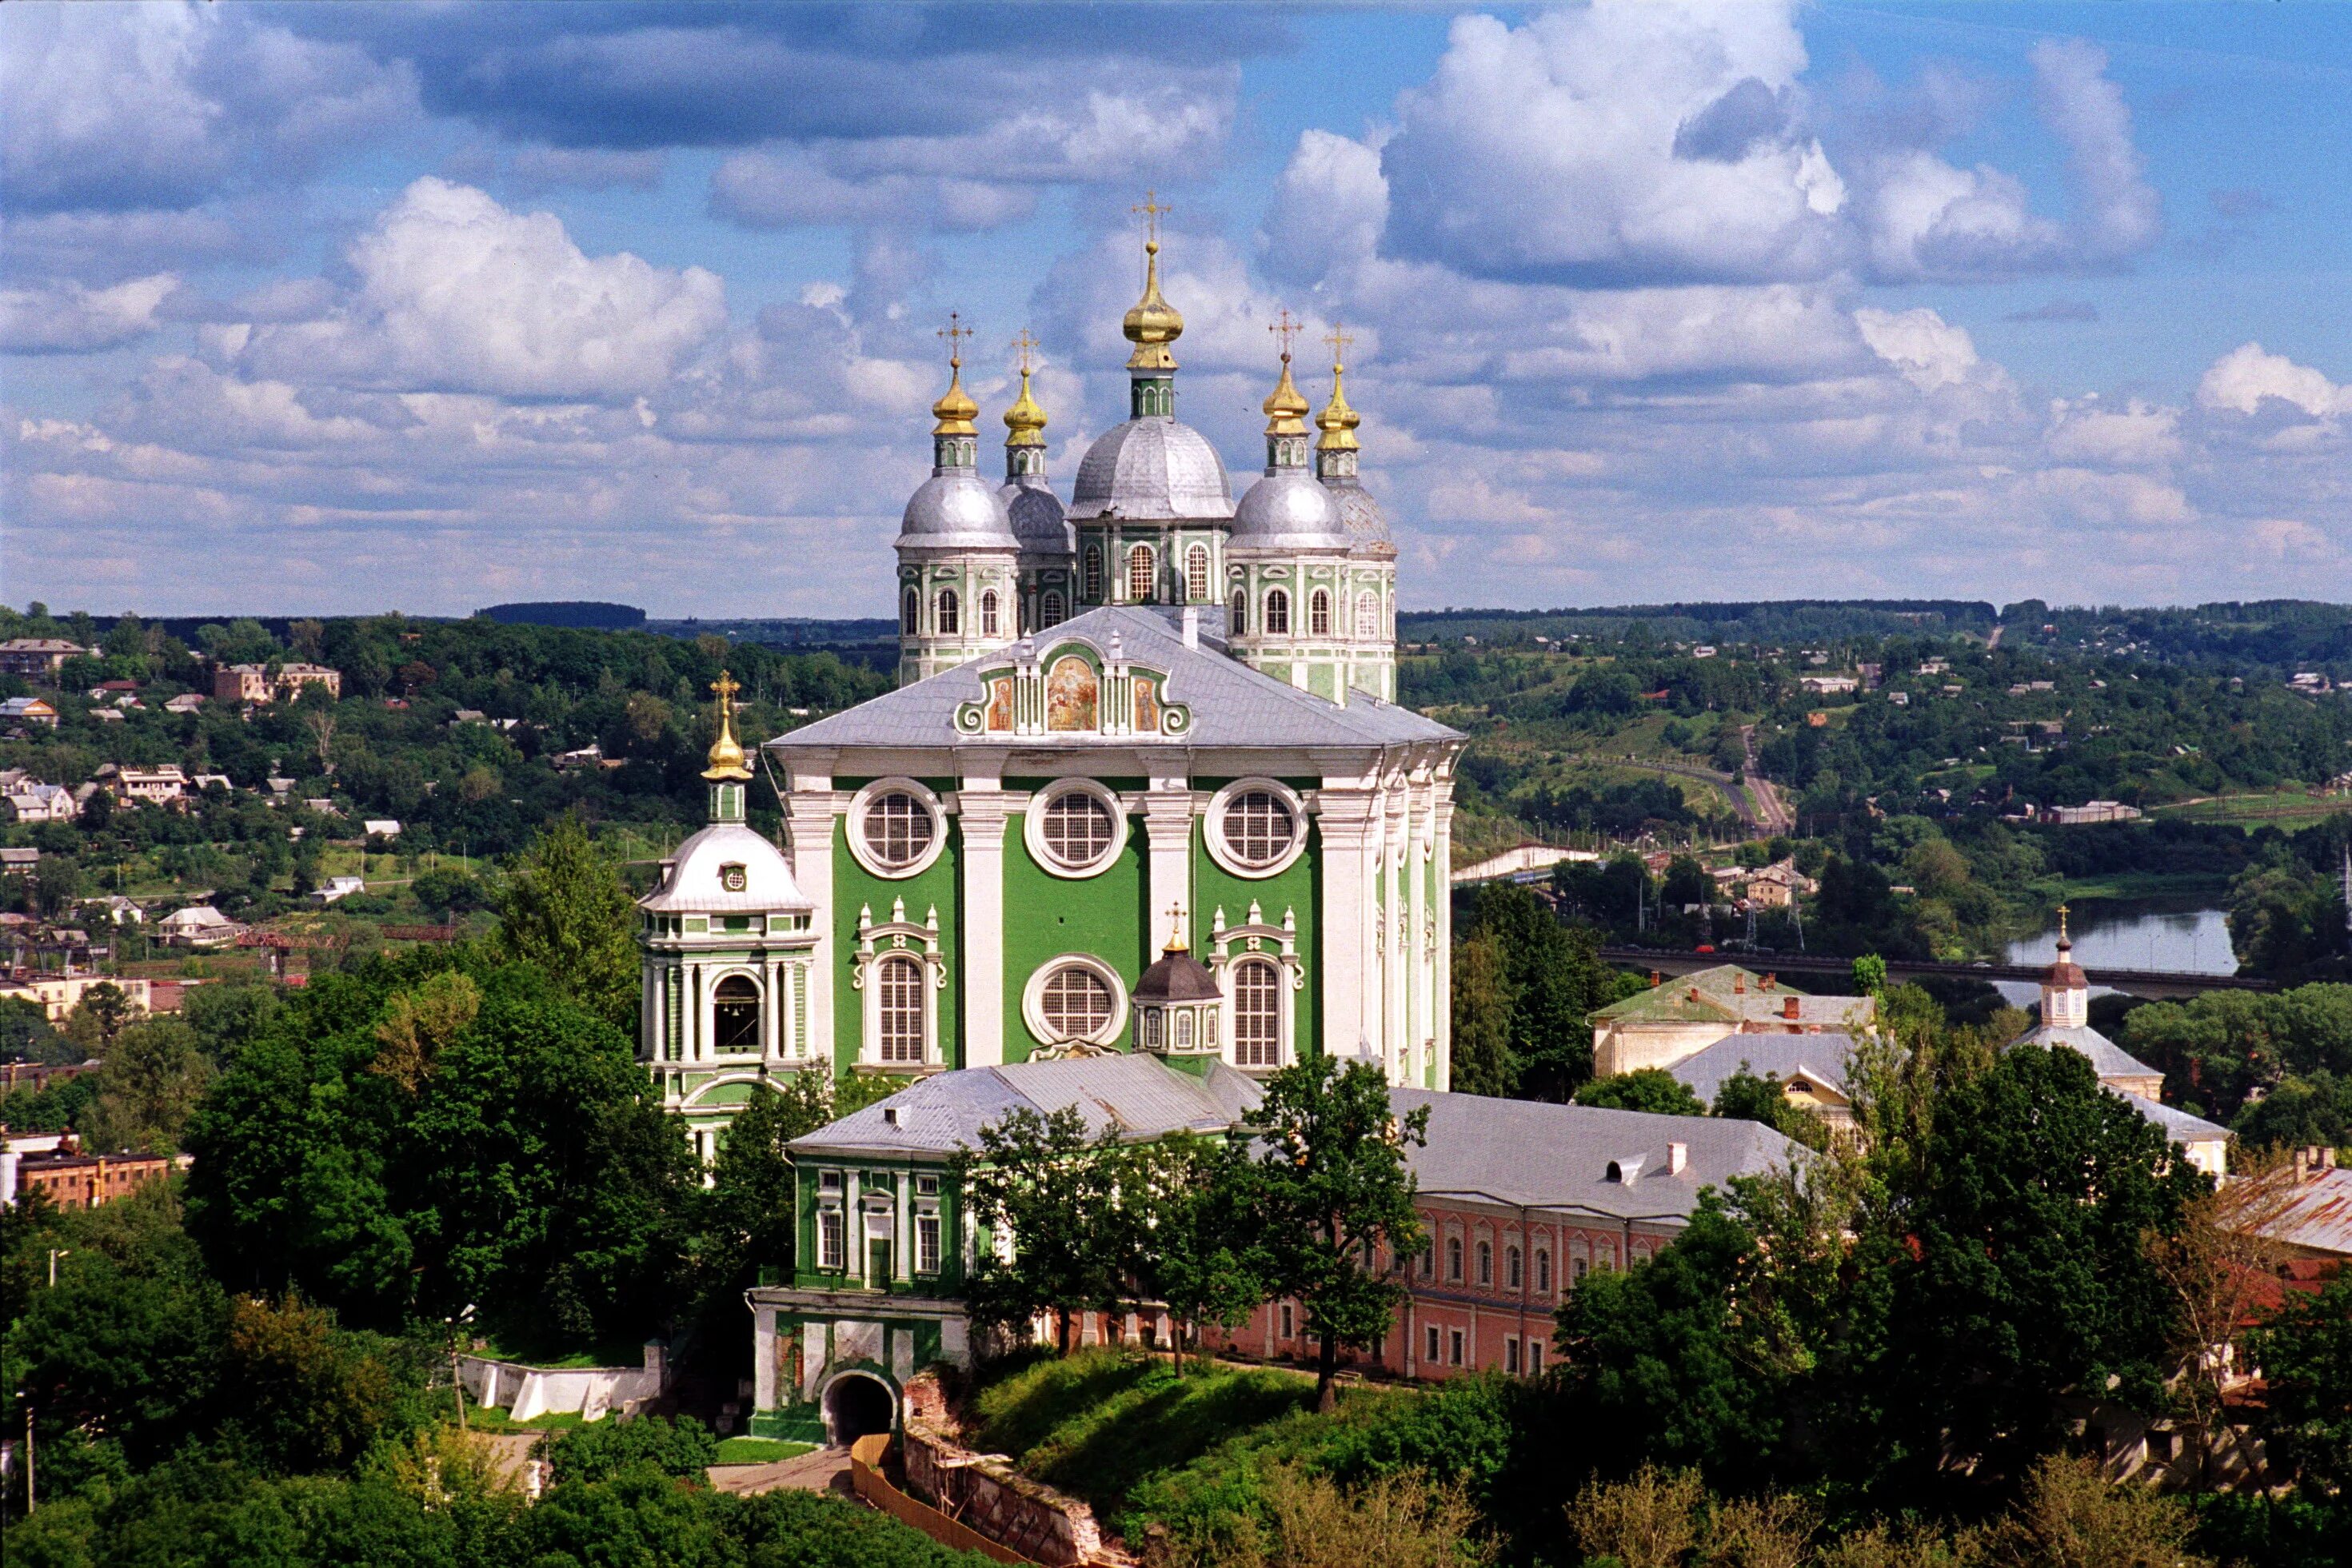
<box><xmin>1736</xmin><ymin>724</ymin><xmax>1795</xmax><ymax>836</ymax></box>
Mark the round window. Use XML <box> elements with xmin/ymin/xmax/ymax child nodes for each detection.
<box><xmin>1040</xmin><ymin>790</ymin><xmax>1115</xmax><ymax>871</ymax></box>
<box><xmin>861</xmin><ymin>790</ymin><xmax>936</xmax><ymax>871</ymax></box>
<box><xmin>1220</xmin><ymin>789</ymin><xmax>1296</xmax><ymax>870</ymax></box>
<box><xmin>1040</xmin><ymin>964</ymin><xmax>1115</xmax><ymax>1042</ymax></box>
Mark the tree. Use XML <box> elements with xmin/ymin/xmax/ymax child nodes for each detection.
<box><xmin>1132</xmin><ymin>1132</ymin><xmax>1266</xmax><ymax>1369</ymax></box>
<box><xmin>2246</xmin><ymin>1270</ymin><xmax>2352</xmax><ymax>1492</ymax></box>
<box><xmin>31</xmin><ymin>852</ymin><xmax>82</xmax><ymax>919</ymax></box>
<box><xmin>1457</xmin><ymin>883</ymin><xmax>1639</xmax><ymax>1100</ymax></box>
<box><xmin>1573</xmin><ymin>1067</ymin><xmax>1706</xmax><ymax>1117</ymax></box>
<box><xmin>83</xmin><ymin>1019</ymin><xmax>214</xmax><ymax>1154</ymax></box>
<box><xmin>497</xmin><ymin>813</ymin><xmax>638</xmax><ymax>1029</ymax></box>
<box><xmin>1851</xmin><ymin>953</ymin><xmax>1888</xmax><ymax>998</ymax></box>
<box><xmin>1890</xmin><ymin>1044</ymin><xmax>2206</xmax><ymax>1479</ymax></box>
<box><xmin>1710</xmin><ymin>1071</ymin><xmax>1829</xmax><ymax>1151</ymax></box>
<box><xmin>1449</xmin><ymin>931</ymin><xmax>1515</xmax><ymax>1097</ymax></box>
<box><xmin>695</xmin><ymin>1076</ymin><xmax>838</xmax><ymax>1314</ymax></box>
<box><xmin>1253</xmin><ymin>1057</ymin><xmax>1429</xmax><ymax>1412</ymax></box>
<box><xmin>2146</xmin><ymin>1155</ymin><xmax>2298</xmax><ymax>1486</ymax></box>
<box><xmin>952</xmin><ymin>1105</ymin><xmax>1133</xmax><ymax>1355</ymax></box>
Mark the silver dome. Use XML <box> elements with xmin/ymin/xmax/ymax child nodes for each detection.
<box><xmin>1328</xmin><ymin>479</ymin><xmax>1395</xmax><ymax>552</ymax></box>
<box><xmin>896</xmin><ymin>473</ymin><xmax>1019</xmax><ymax>551</ymax></box>
<box><xmin>1068</xmin><ymin>418</ymin><xmax>1233</xmax><ymax>521</ymax></box>
<box><xmin>1230</xmin><ymin>471</ymin><xmax>1349</xmax><ymax>552</ymax></box>
<box><xmin>1001</xmin><ymin>477</ymin><xmax>1075</xmax><ymax>556</ymax></box>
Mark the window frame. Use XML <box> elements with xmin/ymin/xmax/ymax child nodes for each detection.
<box><xmin>845</xmin><ymin>778</ymin><xmax>948</xmax><ymax>880</ymax></box>
<box><xmin>876</xmin><ymin>953</ymin><xmax>928</xmax><ymax>1065</ymax></box>
<box><xmin>1127</xmin><ymin>543</ymin><xmax>1154</xmax><ymax>603</ymax></box>
<box><xmin>1041</xmin><ymin>589</ymin><xmax>1066</xmax><ymax>628</ymax></box>
<box><xmin>1204</xmin><ymin>778</ymin><xmax>1308</xmax><ymax>879</ymax></box>
<box><xmin>1355</xmin><ymin>588</ymin><xmax>1378</xmax><ymax>640</ymax></box>
<box><xmin>1185</xmin><ymin>545</ymin><xmax>1210</xmax><ymax>602</ymax></box>
<box><xmin>1231</xmin><ymin>955</ymin><xmax>1284</xmax><ymax>1069</ymax></box>
<box><xmin>1083</xmin><ymin>546</ymin><xmax>1102</xmax><ymax>601</ymax></box>
<box><xmin>936</xmin><ymin>588</ymin><xmax>960</xmax><ymax>636</ymax></box>
<box><xmin>980</xmin><ymin>589</ymin><xmax>1000</xmax><ymax>637</ymax></box>
<box><xmin>1021</xmin><ymin>953</ymin><xmax>1129</xmax><ymax>1048</ymax></box>
<box><xmin>900</xmin><ymin>587</ymin><xmax>920</xmax><ymax>635</ymax></box>
<box><xmin>1264</xmin><ymin>586</ymin><xmax>1290</xmax><ymax>635</ymax></box>
<box><xmin>1022</xmin><ymin>779</ymin><xmax>1126</xmax><ymax>879</ymax></box>
<box><xmin>1309</xmin><ymin>588</ymin><xmax>1332</xmax><ymax>636</ymax></box>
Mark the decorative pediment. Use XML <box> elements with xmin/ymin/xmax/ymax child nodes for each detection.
<box><xmin>955</xmin><ymin>633</ymin><xmax>1192</xmax><ymax>740</ymax></box>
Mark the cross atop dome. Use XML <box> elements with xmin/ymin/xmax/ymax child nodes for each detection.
<box><xmin>1122</xmin><ymin>191</ymin><xmax>1184</xmax><ymax>373</ymax></box>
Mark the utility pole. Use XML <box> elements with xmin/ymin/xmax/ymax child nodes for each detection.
<box><xmin>22</xmin><ymin>1399</ymin><xmax>32</xmax><ymax>1514</ymax></box>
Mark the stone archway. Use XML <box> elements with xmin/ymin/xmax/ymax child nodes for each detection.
<box><xmin>822</xmin><ymin>1371</ymin><xmax>896</xmax><ymax>1447</ymax></box>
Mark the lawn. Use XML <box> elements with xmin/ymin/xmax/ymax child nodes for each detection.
<box><xmin>2154</xmin><ymin>790</ymin><xmax>2352</xmax><ymax>830</ymax></box>
<box><xmin>713</xmin><ymin>1437</ymin><xmax>814</xmax><ymax>1465</ymax></box>
<box><xmin>2030</xmin><ymin>870</ymin><xmax>2236</xmax><ymax>902</ymax></box>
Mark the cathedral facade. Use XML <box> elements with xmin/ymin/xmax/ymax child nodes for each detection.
<box><xmin>637</xmin><ymin>219</ymin><xmax>1460</xmax><ymax>1164</ymax></box>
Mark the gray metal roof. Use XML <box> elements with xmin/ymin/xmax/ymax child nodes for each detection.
<box><xmin>767</xmin><ymin>604</ymin><xmax>1457</xmax><ymax>755</ymax></box>
<box><xmin>1667</xmin><ymin>1032</ymin><xmax>1862</xmax><ymax>1107</ymax></box>
<box><xmin>898</xmin><ymin>471</ymin><xmax>1019</xmax><ymax>550</ymax></box>
<box><xmin>2261</xmin><ymin>1168</ymin><xmax>2352</xmax><ymax>1258</ymax></box>
<box><xmin>1392</xmin><ymin>1088</ymin><xmax>1799</xmax><ymax>1222</ymax></box>
<box><xmin>2119</xmin><ymin>1091</ymin><xmax>2230</xmax><ymax>1145</ymax></box>
<box><xmin>1324</xmin><ymin>477</ymin><xmax>1394</xmax><ymax>549</ymax></box>
<box><xmin>789</xmin><ymin>1054</ymin><xmax>1264</xmax><ymax>1159</ymax></box>
<box><xmin>1002</xmin><ymin>476</ymin><xmax>1074</xmax><ymax>555</ymax></box>
<box><xmin>2017</xmin><ymin>1022</ymin><xmax>2164</xmax><ymax>1084</ymax></box>
<box><xmin>1231</xmin><ymin>470</ymin><xmax>1350</xmax><ymax>551</ymax></box>
<box><xmin>1069</xmin><ymin>417</ymin><xmax>1234</xmax><ymax>521</ymax></box>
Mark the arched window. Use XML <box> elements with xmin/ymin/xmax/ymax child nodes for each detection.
<box><xmin>980</xmin><ymin>590</ymin><xmax>1000</xmax><ymax>636</ymax></box>
<box><xmin>1041</xmin><ymin>590</ymin><xmax>1065</xmax><ymax>628</ymax></box>
<box><xmin>1228</xmin><ymin>588</ymin><xmax>1245</xmax><ymax>634</ymax></box>
<box><xmin>1476</xmin><ymin>1240</ymin><xmax>1492</xmax><ymax>1285</ymax></box>
<box><xmin>1232</xmin><ymin>956</ymin><xmax>1282</xmax><ymax>1067</ymax></box>
<box><xmin>1572</xmin><ymin>1255</ymin><xmax>1589</xmax><ymax>1283</ymax></box>
<box><xmin>1144</xmin><ymin>1009</ymin><xmax>1162</xmax><ymax>1049</ymax></box>
<box><xmin>1083</xmin><ymin>546</ymin><xmax>1102</xmax><ymax>601</ymax></box>
<box><xmin>1309</xmin><ymin>588</ymin><xmax>1331</xmax><ymax>636</ymax></box>
<box><xmin>1536</xmin><ymin>1249</ymin><xmax>1551</xmax><ymax>1295</ymax></box>
<box><xmin>1186</xmin><ymin>545</ymin><xmax>1209</xmax><ymax>602</ymax></box>
<box><xmin>1127</xmin><ymin>544</ymin><xmax>1154</xmax><ymax>604</ymax></box>
<box><xmin>1419</xmin><ymin>1241</ymin><xmax>1433</xmax><ymax>1279</ymax></box>
<box><xmin>900</xmin><ymin>588</ymin><xmax>919</xmax><ymax>635</ymax></box>
<box><xmin>1264</xmin><ymin>588</ymin><xmax>1290</xmax><ymax>635</ymax></box>
<box><xmin>1173</xmin><ymin>1011</ymin><xmax>1193</xmax><ymax>1049</ymax></box>
<box><xmin>1507</xmin><ymin>1244</ymin><xmax>1523</xmax><ymax>1289</ymax></box>
<box><xmin>713</xmin><ymin>975</ymin><xmax>761</xmax><ymax>1054</ymax></box>
<box><xmin>1446</xmin><ymin>1235</ymin><xmax>1464</xmax><ymax>1283</ymax></box>
<box><xmin>936</xmin><ymin>588</ymin><xmax>960</xmax><ymax>636</ymax></box>
<box><xmin>1355</xmin><ymin>589</ymin><xmax>1378</xmax><ymax>640</ymax></box>
<box><xmin>877</xmin><ymin>954</ymin><xmax>925</xmax><ymax>1063</ymax></box>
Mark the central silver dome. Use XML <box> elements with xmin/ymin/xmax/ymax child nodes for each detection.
<box><xmin>897</xmin><ymin>473</ymin><xmax>1018</xmax><ymax>551</ymax></box>
<box><xmin>1069</xmin><ymin>417</ymin><xmax>1233</xmax><ymax>521</ymax></box>
<box><xmin>1326</xmin><ymin>478</ymin><xmax>1395</xmax><ymax>552</ymax></box>
<box><xmin>1231</xmin><ymin>470</ymin><xmax>1349</xmax><ymax>552</ymax></box>
<box><xmin>1001</xmin><ymin>476</ymin><xmax>1075</xmax><ymax>555</ymax></box>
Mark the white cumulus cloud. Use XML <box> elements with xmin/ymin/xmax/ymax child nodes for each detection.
<box><xmin>0</xmin><ymin>273</ymin><xmax>180</xmax><ymax>353</ymax></box>
<box><xmin>2197</xmin><ymin>343</ymin><xmax>2351</xmax><ymax>419</ymax></box>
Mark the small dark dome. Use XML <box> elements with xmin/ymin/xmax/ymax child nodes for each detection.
<box><xmin>1135</xmin><ymin>948</ymin><xmax>1220</xmax><ymax>1003</ymax></box>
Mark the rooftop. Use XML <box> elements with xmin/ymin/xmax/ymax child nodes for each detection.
<box><xmin>1666</xmin><ymin>1031</ymin><xmax>1863</xmax><ymax>1106</ymax></box>
<box><xmin>789</xmin><ymin>1053</ymin><xmax>1264</xmax><ymax>1159</ymax></box>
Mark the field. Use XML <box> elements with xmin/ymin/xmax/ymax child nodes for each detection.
<box><xmin>2154</xmin><ymin>790</ymin><xmax>2352</xmax><ymax>830</ymax></box>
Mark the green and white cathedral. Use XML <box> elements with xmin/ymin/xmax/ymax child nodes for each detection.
<box><xmin>638</xmin><ymin>222</ymin><xmax>1461</xmax><ymax>1161</ymax></box>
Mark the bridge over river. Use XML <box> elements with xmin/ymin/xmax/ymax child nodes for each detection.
<box><xmin>1598</xmin><ymin>947</ymin><xmax>2273</xmax><ymax>1001</ymax></box>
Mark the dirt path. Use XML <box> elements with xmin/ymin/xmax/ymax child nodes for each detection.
<box><xmin>707</xmin><ymin>1446</ymin><xmax>853</xmax><ymax>1496</ymax></box>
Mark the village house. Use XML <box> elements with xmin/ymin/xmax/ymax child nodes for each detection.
<box><xmin>0</xmin><ymin>1131</ymin><xmax>177</xmax><ymax>1211</ymax></box>
<box><xmin>0</xmin><ymin>638</ymin><xmax>89</xmax><ymax>680</ymax></box>
<box><xmin>4</xmin><ymin>781</ymin><xmax>79</xmax><ymax>823</ymax></box>
<box><xmin>97</xmin><ymin>762</ymin><xmax>190</xmax><ymax>806</ymax></box>
<box><xmin>156</xmin><ymin>904</ymin><xmax>242</xmax><ymax>948</ymax></box>
<box><xmin>164</xmin><ymin>692</ymin><xmax>206</xmax><ymax>714</ymax></box>
<box><xmin>1666</xmin><ymin>1031</ymin><xmax>1863</xmax><ymax>1133</ymax></box>
<box><xmin>1588</xmin><ymin>964</ymin><xmax>1874</xmax><ymax>1077</ymax></box>
<box><xmin>213</xmin><ymin>660</ymin><xmax>343</xmax><ymax>703</ymax></box>
<box><xmin>0</xmin><ymin>696</ymin><xmax>61</xmax><ymax>728</ymax></box>
<box><xmin>0</xmin><ymin>972</ymin><xmax>152</xmax><ymax>1023</ymax></box>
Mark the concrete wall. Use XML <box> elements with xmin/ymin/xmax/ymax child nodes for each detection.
<box><xmin>457</xmin><ymin>1342</ymin><xmax>667</xmax><ymax>1422</ymax></box>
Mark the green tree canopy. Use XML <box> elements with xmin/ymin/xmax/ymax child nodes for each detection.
<box><xmin>496</xmin><ymin>814</ymin><xmax>637</xmax><ymax>1029</ymax></box>
<box><xmin>1572</xmin><ymin>1067</ymin><xmax>1706</xmax><ymax>1117</ymax></box>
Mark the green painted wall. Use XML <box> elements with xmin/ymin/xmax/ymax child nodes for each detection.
<box><xmin>999</xmin><ymin>791</ymin><xmax>1152</xmax><ymax>1063</ymax></box>
<box><xmin>1190</xmin><ymin>781</ymin><xmax>1323</xmax><ymax>1059</ymax></box>
<box><xmin>826</xmin><ymin>793</ymin><xmax>962</xmax><ymax>1071</ymax></box>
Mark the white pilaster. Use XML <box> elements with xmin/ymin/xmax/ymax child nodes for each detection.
<box><xmin>753</xmin><ymin>1307</ymin><xmax>777</xmax><ymax>1409</ymax></box>
<box><xmin>1314</xmin><ymin>786</ymin><xmax>1381</xmax><ymax>1063</ymax></box>
<box><xmin>785</xmin><ymin>777</ymin><xmax>838</xmax><ymax>1067</ymax></box>
<box><xmin>1142</xmin><ymin>783</ymin><xmax>1196</xmax><ymax>934</ymax></box>
<box><xmin>956</xmin><ymin>784</ymin><xmax>1012</xmax><ymax>1069</ymax></box>
<box><xmin>1433</xmin><ymin>789</ymin><xmax>1456</xmax><ymax>1091</ymax></box>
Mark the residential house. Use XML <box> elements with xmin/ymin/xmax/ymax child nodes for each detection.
<box><xmin>0</xmin><ymin>696</ymin><xmax>60</xmax><ymax>728</ymax></box>
<box><xmin>0</xmin><ymin>847</ymin><xmax>40</xmax><ymax>874</ymax></box>
<box><xmin>1666</xmin><ymin>1031</ymin><xmax>1863</xmax><ymax>1132</ymax></box>
<box><xmin>5</xmin><ymin>782</ymin><xmax>78</xmax><ymax>823</ymax></box>
<box><xmin>2256</xmin><ymin>1150</ymin><xmax>2349</xmax><ymax>1266</ymax></box>
<box><xmin>164</xmin><ymin>692</ymin><xmax>206</xmax><ymax>714</ymax></box>
<box><xmin>0</xmin><ymin>973</ymin><xmax>152</xmax><ymax>1023</ymax></box>
<box><xmin>157</xmin><ymin>904</ymin><xmax>241</xmax><ymax>948</ymax></box>
<box><xmin>213</xmin><ymin>661</ymin><xmax>343</xmax><ymax>702</ymax></box>
<box><xmin>1588</xmin><ymin>964</ymin><xmax>1873</xmax><ymax>1077</ymax></box>
<box><xmin>2044</xmin><ymin>800</ymin><xmax>2142</xmax><ymax>825</ymax></box>
<box><xmin>98</xmin><ymin>763</ymin><xmax>189</xmax><ymax>806</ymax></box>
<box><xmin>1799</xmin><ymin>675</ymin><xmax>1857</xmax><ymax>695</ymax></box>
<box><xmin>313</xmin><ymin>875</ymin><xmax>367</xmax><ymax>904</ymax></box>
<box><xmin>0</xmin><ymin>639</ymin><xmax>89</xmax><ymax>679</ymax></box>
<box><xmin>363</xmin><ymin>818</ymin><xmax>401</xmax><ymax>839</ymax></box>
<box><xmin>0</xmin><ymin>1133</ymin><xmax>176</xmax><ymax>1211</ymax></box>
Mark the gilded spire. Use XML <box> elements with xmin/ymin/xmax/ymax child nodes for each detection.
<box><xmin>1316</xmin><ymin>323</ymin><xmax>1360</xmax><ymax>453</ymax></box>
<box><xmin>931</xmin><ymin>312</ymin><xmax>978</xmax><ymax>436</ymax></box>
<box><xmin>1121</xmin><ymin>192</ymin><xmax>1184</xmax><ymax>370</ymax></box>
<box><xmin>1263</xmin><ymin>309</ymin><xmax>1311</xmax><ymax>437</ymax></box>
<box><xmin>1003</xmin><ymin>329</ymin><xmax>1048</xmax><ymax>448</ymax></box>
<box><xmin>702</xmin><ymin>669</ymin><xmax>751</xmax><ymax>781</ymax></box>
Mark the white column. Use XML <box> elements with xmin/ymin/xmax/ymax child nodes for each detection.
<box><xmin>1142</xmin><ymin>784</ymin><xmax>1195</xmax><ymax>936</ymax></box>
<box><xmin>1315</xmin><ymin>785</ymin><xmax>1381</xmax><ymax>1062</ymax></box>
<box><xmin>1411</xmin><ymin>772</ymin><xmax>1436</xmax><ymax>1087</ymax></box>
<box><xmin>1433</xmin><ymin>789</ymin><xmax>1456</xmax><ymax>1091</ymax></box>
<box><xmin>1385</xmin><ymin>780</ymin><xmax>1410</xmax><ymax>1079</ymax></box>
<box><xmin>785</xmin><ymin>780</ymin><xmax>838</xmax><ymax>1067</ymax></box>
<box><xmin>753</xmin><ymin>1307</ymin><xmax>777</xmax><ymax>1409</ymax></box>
<box><xmin>765</xmin><ymin>956</ymin><xmax>782</xmax><ymax>1058</ymax></box>
<box><xmin>956</xmin><ymin>786</ymin><xmax>1012</xmax><ymax>1069</ymax></box>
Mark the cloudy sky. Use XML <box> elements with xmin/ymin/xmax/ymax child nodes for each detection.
<box><xmin>4</xmin><ymin>2</ymin><xmax>2348</xmax><ymax>618</ymax></box>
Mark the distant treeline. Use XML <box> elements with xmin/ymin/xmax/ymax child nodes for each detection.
<box><xmin>477</xmin><ymin>601</ymin><xmax>647</xmax><ymax>631</ymax></box>
<box><xmin>1400</xmin><ymin>600</ymin><xmax>2002</xmax><ymax>646</ymax></box>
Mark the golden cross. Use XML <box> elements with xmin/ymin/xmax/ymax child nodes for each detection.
<box><xmin>1132</xmin><ymin>190</ymin><xmax>1171</xmax><ymax>247</ymax></box>
<box><xmin>1324</xmin><ymin>322</ymin><xmax>1354</xmax><ymax>369</ymax></box>
<box><xmin>937</xmin><ymin>311</ymin><xmax>972</xmax><ymax>369</ymax></box>
<box><xmin>1269</xmin><ymin>308</ymin><xmax>1301</xmax><ymax>361</ymax></box>
<box><xmin>1165</xmin><ymin>900</ymin><xmax>1188</xmax><ymax>951</ymax></box>
<box><xmin>1013</xmin><ymin>328</ymin><xmax>1040</xmax><ymax>376</ymax></box>
<box><xmin>2057</xmin><ymin>902</ymin><xmax>2070</xmax><ymax>942</ymax></box>
<box><xmin>709</xmin><ymin>669</ymin><xmax>740</xmax><ymax>711</ymax></box>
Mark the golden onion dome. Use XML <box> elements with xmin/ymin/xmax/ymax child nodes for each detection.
<box><xmin>702</xmin><ymin>670</ymin><xmax>752</xmax><ymax>782</ymax></box>
<box><xmin>1121</xmin><ymin>237</ymin><xmax>1184</xmax><ymax>371</ymax></box>
<box><xmin>931</xmin><ymin>356</ymin><xmax>978</xmax><ymax>437</ymax></box>
<box><xmin>1316</xmin><ymin>356</ymin><xmax>1361</xmax><ymax>453</ymax></box>
<box><xmin>1002</xmin><ymin>362</ymin><xmax>1048</xmax><ymax>448</ymax></box>
<box><xmin>1263</xmin><ymin>351</ymin><xmax>1311</xmax><ymax>437</ymax></box>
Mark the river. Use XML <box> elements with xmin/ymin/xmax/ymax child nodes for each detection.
<box><xmin>1995</xmin><ymin>896</ymin><xmax>2237</xmax><ymax>1003</ymax></box>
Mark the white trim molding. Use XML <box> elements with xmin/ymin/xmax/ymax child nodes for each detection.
<box><xmin>845</xmin><ymin>777</ymin><xmax>948</xmax><ymax>880</ymax></box>
<box><xmin>1021</xmin><ymin>778</ymin><xmax>1129</xmax><ymax>879</ymax></box>
<box><xmin>1208</xmin><ymin>902</ymin><xmax>1305</xmax><ymax>1069</ymax></box>
<box><xmin>1203</xmin><ymin>776</ymin><xmax>1309</xmax><ymax>880</ymax></box>
<box><xmin>850</xmin><ymin>897</ymin><xmax>948</xmax><ymax>1066</ymax></box>
<box><xmin>1021</xmin><ymin>952</ymin><xmax>1131</xmax><ymax>1051</ymax></box>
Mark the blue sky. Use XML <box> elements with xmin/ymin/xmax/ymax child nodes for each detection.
<box><xmin>3</xmin><ymin>1</ymin><xmax>2348</xmax><ymax>617</ymax></box>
